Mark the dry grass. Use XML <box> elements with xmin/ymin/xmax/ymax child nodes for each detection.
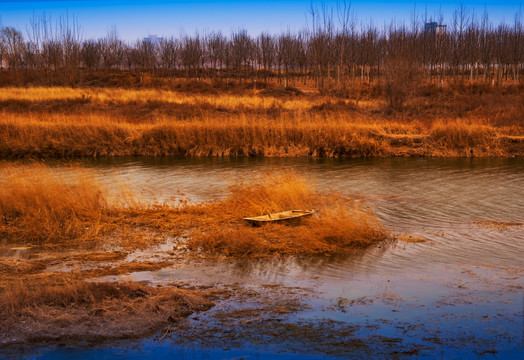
<box><xmin>184</xmin><ymin>172</ymin><xmax>389</xmax><ymax>256</ymax></box>
<box><xmin>0</xmin><ymin>164</ymin><xmax>388</xmax><ymax>256</ymax></box>
<box><xmin>0</xmin><ymin>275</ymin><xmax>215</xmax><ymax>344</ymax></box>
<box><xmin>105</xmin><ymin>170</ymin><xmax>389</xmax><ymax>256</ymax></box>
<box><xmin>431</xmin><ymin>120</ymin><xmax>497</xmax><ymax>150</ymax></box>
<box><xmin>0</xmin><ymin>164</ymin><xmax>388</xmax><ymax>346</ymax></box>
<box><xmin>474</xmin><ymin>220</ymin><xmax>523</xmax><ymax>231</ymax></box>
<box><xmin>111</xmin><ymin>170</ymin><xmax>390</xmax><ymax>256</ymax></box>
<box><xmin>0</xmin><ymin>112</ymin><xmax>520</xmax><ymax>158</ymax></box>
<box><xmin>1</xmin><ymin>277</ymin><xmax>145</xmax><ymax>315</ymax></box>
<box><xmin>0</xmin><ymin>163</ymin><xmax>111</xmax><ymax>244</ymax></box>
<box><xmin>0</xmin><ymin>86</ymin><xmax>521</xmax><ymax>158</ymax></box>
<box><xmin>0</xmin><ymin>163</ymin><xmax>390</xmax><ymax>348</ymax></box>
<box><xmin>0</xmin><ymin>163</ymin><xmax>144</xmax><ymax>246</ymax></box>
<box><xmin>397</xmin><ymin>234</ymin><xmax>428</xmax><ymax>243</ymax></box>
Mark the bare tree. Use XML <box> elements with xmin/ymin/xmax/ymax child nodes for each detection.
<box><xmin>100</xmin><ymin>28</ymin><xmax>125</xmax><ymax>70</ymax></box>
<box><xmin>278</xmin><ymin>32</ymin><xmax>296</xmax><ymax>86</ymax></box>
<box><xmin>383</xmin><ymin>25</ymin><xmax>422</xmax><ymax>111</ymax></box>
<box><xmin>451</xmin><ymin>4</ymin><xmax>470</xmax><ymax>79</ymax></box>
<box><xmin>58</xmin><ymin>14</ymin><xmax>82</xmax><ymax>85</ymax></box>
<box><xmin>135</xmin><ymin>38</ymin><xmax>156</xmax><ymax>71</ymax></box>
<box><xmin>231</xmin><ymin>29</ymin><xmax>252</xmax><ymax>81</ymax></box>
<box><xmin>0</xmin><ymin>31</ymin><xmax>5</xmax><ymax>69</ymax></box>
<box><xmin>0</xmin><ymin>27</ymin><xmax>25</xmax><ymax>69</ymax></box>
<box><xmin>23</xmin><ymin>41</ymin><xmax>39</xmax><ymax>69</ymax></box>
<box><xmin>205</xmin><ymin>31</ymin><xmax>226</xmax><ymax>78</ymax></box>
<box><xmin>43</xmin><ymin>40</ymin><xmax>63</xmax><ymax>72</ymax></box>
<box><xmin>81</xmin><ymin>39</ymin><xmax>101</xmax><ymax>71</ymax></box>
<box><xmin>180</xmin><ymin>35</ymin><xmax>201</xmax><ymax>79</ymax></box>
<box><xmin>510</xmin><ymin>9</ymin><xmax>523</xmax><ymax>82</ymax></box>
<box><xmin>336</xmin><ymin>0</ymin><xmax>354</xmax><ymax>87</ymax></box>
<box><xmin>0</xmin><ymin>3</ymin><xmax>522</xmax><ymax>90</ymax></box>
<box><xmin>158</xmin><ymin>37</ymin><xmax>178</xmax><ymax>76</ymax></box>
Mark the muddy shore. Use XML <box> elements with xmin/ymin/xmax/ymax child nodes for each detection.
<box><xmin>1</xmin><ymin>239</ymin><xmax>522</xmax><ymax>359</ymax></box>
<box><xmin>1</xmin><ymin>159</ymin><xmax>522</xmax><ymax>359</ymax></box>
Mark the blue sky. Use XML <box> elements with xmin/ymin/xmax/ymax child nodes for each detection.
<box><xmin>0</xmin><ymin>1</ymin><xmax>522</xmax><ymax>41</ymax></box>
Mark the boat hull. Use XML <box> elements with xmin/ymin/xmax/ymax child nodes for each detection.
<box><xmin>244</xmin><ymin>210</ymin><xmax>314</xmax><ymax>226</ymax></box>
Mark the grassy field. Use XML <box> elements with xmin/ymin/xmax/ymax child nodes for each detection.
<box><xmin>0</xmin><ymin>83</ymin><xmax>522</xmax><ymax>158</ymax></box>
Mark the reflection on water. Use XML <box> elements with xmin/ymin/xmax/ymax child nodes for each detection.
<box><xmin>5</xmin><ymin>157</ymin><xmax>523</xmax><ymax>267</ymax></box>
<box><xmin>82</xmin><ymin>157</ymin><xmax>524</xmax><ymax>267</ymax></box>
<box><xmin>3</xmin><ymin>157</ymin><xmax>523</xmax><ymax>359</ymax></box>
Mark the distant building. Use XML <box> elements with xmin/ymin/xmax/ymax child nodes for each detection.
<box><xmin>425</xmin><ymin>22</ymin><xmax>447</xmax><ymax>35</ymax></box>
<box><xmin>144</xmin><ymin>35</ymin><xmax>163</xmax><ymax>46</ymax></box>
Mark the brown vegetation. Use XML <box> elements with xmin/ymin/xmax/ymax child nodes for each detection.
<box><xmin>0</xmin><ymin>164</ymin><xmax>387</xmax><ymax>347</ymax></box>
<box><xmin>0</xmin><ymin>276</ymin><xmax>215</xmax><ymax>345</ymax></box>
<box><xmin>0</xmin><ymin>164</ymin><xmax>110</xmax><ymax>244</ymax></box>
<box><xmin>0</xmin><ymin>6</ymin><xmax>522</xmax><ymax>90</ymax></box>
<box><xmin>0</xmin><ymin>7</ymin><xmax>521</xmax><ymax>158</ymax></box>
<box><xmin>1</xmin><ymin>7</ymin><xmax>520</xmax><ymax>353</ymax></box>
<box><xmin>0</xmin><ymin>86</ymin><xmax>521</xmax><ymax>159</ymax></box>
<box><xmin>185</xmin><ymin>172</ymin><xmax>388</xmax><ymax>256</ymax></box>
<box><xmin>474</xmin><ymin>220</ymin><xmax>523</xmax><ymax>231</ymax></box>
<box><xmin>0</xmin><ymin>164</ymin><xmax>388</xmax><ymax>255</ymax></box>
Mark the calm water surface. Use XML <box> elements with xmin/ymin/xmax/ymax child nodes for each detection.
<box><xmin>9</xmin><ymin>157</ymin><xmax>524</xmax><ymax>359</ymax></box>
<box><xmin>87</xmin><ymin>157</ymin><xmax>524</xmax><ymax>266</ymax></box>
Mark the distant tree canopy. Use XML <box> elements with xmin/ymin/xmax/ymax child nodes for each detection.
<box><xmin>0</xmin><ymin>5</ymin><xmax>523</xmax><ymax>91</ymax></box>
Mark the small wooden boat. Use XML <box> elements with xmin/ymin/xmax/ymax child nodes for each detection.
<box><xmin>244</xmin><ymin>210</ymin><xmax>314</xmax><ymax>226</ymax></box>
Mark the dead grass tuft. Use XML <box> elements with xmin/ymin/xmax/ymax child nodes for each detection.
<box><xmin>0</xmin><ymin>163</ymin><xmax>110</xmax><ymax>245</ymax></box>
<box><xmin>187</xmin><ymin>172</ymin><xmax>389</xmax><ymax>256</ymax></box>
<box><xmin>474</xmin><ymin>220</ymin><xmax>523</xmax><ymax>231</ymax></box>
<box><xmin>0</xmin><ymin>276</ymin><xmax>215</xmax><ymax>344</ymax></box>
<box><xmin>397</xmin><ymin>234</ymin><xmax>428</xmax><ymax>243</ymax></box>
<box><xmin>0</xmin><ymin>163</ymin><xmax>146</xmax><ymax>246</ymax></box>
<box><xmin>430</xmin><ymin>120</ymin><xmax>497</xmax><ymax>152</ymax></box>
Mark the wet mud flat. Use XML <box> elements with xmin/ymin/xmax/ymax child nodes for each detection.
<box><xmin>99</xmin><ymin>255</ymin><xmax>523</xmax><ymax>359</ymax></box>
<box><xmin>1</xmin><ymin>240</ymin><xmax>522</xmax><ymax>360</ymax></box>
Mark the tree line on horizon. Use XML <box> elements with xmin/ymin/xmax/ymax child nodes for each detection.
<box><xmin>0</xmin><ymin>4</ymin><xmax>522</xmax><ymax>95</ymax></box>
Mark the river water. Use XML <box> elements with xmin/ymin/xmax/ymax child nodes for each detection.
<box><xmin>11</xmin><ymin>157</ymin><xmax>524</xmax><ymax>359</ymax></box>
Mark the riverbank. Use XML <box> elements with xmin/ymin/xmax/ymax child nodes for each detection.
<box><xmin>1</xmin><ymin>158</ymin><xmax>522</xmax><ymax>358</ymax></box>
<box><xmin>0</xmin><ymin>86</ymin><xmax>522</xmax><ymax>158</ymax></box>
<box><xmin>0</xmin><ymin>164</ymin><xmax>388</xmax><ymax>347</ymax></box>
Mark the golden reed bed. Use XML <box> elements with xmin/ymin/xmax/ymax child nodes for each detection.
<box><xmin>0</xmin><ymin>164</ymin><xmax>387</xmax><ymax>255</ymax></box>
<box><xmin>0</xmin><ymin>86</ymin><xmax>522</xmax><ymax>158</ymax></box>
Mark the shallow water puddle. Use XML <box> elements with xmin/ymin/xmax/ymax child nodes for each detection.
<box><xmin>25</xmin><ymin>253</ymin><xmax>523</xmax><ymax>359</ymax></box>
<box><xmin>78</xmin><ymin>250</ymin><xmax>522</xmax><ymax>359</ymax></box>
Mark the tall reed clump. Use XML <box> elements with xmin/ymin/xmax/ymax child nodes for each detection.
<box><xmin>430</xmin><ymin>120</ymin><xmax>496</xmax><ymax>151</ymax></box>
<box><xmin>0</xmin><ymin>163</ymin><xmax>109</xmax><ymax>245</ymax></box>
<box><xmin>187</xmin><ymin>172</ymin><xmax>389</xmax><ymax>256</ymax></box>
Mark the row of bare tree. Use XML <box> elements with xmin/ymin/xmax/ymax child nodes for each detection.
<box><xmin>0</xmin><ymin>6</ymin><xmax>522</xmax><ymax>90</ymax></box>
